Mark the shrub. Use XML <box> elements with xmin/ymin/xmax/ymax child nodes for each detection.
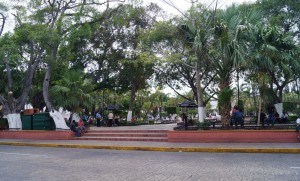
<box><xmin>196</xmin><ymin>120</ymin><xmax>211</xmax><ymax>130</ymax></box>
<box><xmin>166</xmin><ymin>107</ymin><xmax>177</xmax><ymax>114</ymax></box>
<box><xmin>119</xmin><ymin>120</ymin><xmax>127</xmax><ymax>126</ymax></box>
<box><xmin>160</xmin><ymin>112</ymin><xmax>168</xmax><ymax>117</ymax></box>
<box><xmin>288</xmin><ymin>114</ymin><xmax>298</xmax><ymax>123</ymax></box>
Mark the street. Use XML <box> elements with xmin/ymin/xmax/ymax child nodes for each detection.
<box><xmin>0</xmin><ymin>145</ymin><xmax>300</xmax><ymax>181</ymax></box>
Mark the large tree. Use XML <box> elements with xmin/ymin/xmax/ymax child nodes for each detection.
<box><xmin>12</xmin><ymin>0</ymin><xmax>125</xmax><ymax>111</ymax></box>
<box><xmin>247</xmin><ymin>24</ymin><xmax>300</xmax><ymax>116</ymax></box>
<box><xmin>211</xmin><ymin>4</ymin><xmax>261</xmax><ymax>127</ymax></box>
<box><xmin>0</xmin><ymin>24</ymin><xmax>45</xmax><ymax>115</ymax></box>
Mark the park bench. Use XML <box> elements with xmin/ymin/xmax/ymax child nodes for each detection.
<box><xmin>244</xmin><ymin>116</ymin><xmax>257</xmax><ymax>124</ymax></box>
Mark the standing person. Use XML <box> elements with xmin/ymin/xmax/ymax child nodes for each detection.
<box><xmin>260</xmin><ymin>111</ymin><xmax>267</xmax><ymax>127</ymax></box>
<box><xmin>267</xmin><ymin>105</ymin><xmax>275</xmax><ymax>127</ymax></box>
<box><xmin>296</xmin><ymin>114</ymin><xmax>300</xmax><ymax>139</ymax></box>
<box><xmin>108</xmin><ymin>112</ymin><xmax>114</xmax><ymax>127</ymax></box>
<box><xmin>96</xmin><ymin>112</ymin><xmax>101</xmax><ymax>127</ymax></box>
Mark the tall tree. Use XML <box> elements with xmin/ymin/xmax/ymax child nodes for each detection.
<box><xmin>148</xmin><ymin>21</ymin><xmax>218</xmax><ymax>106</ymax></box>
<box><xmin>13</xmin><ymin>0</ymin><xmax>125</xmax><ymax>111</ymax></box>
<box><xmin>0</xmin><ymin>24</ymin><xmax>45</xmax><ymax>115</ymax></box>
<box><xmin>247</xmin><ymin>24</ymin><xmax>300</xmax><ymax>116</ymax></box>
<box><xmin>181</xmin><ymin>3</ymin><xmax>219</xmax><ymax>122</ymax></box>
<box><xmin>211</xmin><ymin>5</ymin><xmax>261</xmax><ymax>127</ymax></box>
<box><xmin>258</xmin><ymin>0</ymin><xmax>300</xmax><ymax>35</ymax></box>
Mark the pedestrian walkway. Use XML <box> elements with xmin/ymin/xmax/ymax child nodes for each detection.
<box><xmin>0</xmin><ymin>124</ymin><xmax>299</xmax><ymax>153</ymax></box>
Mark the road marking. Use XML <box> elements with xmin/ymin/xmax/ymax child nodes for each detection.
<box><xmin>290</xmin><ymin>167</ymin><xmax>300</xmax><ymax>169</ymax></box>
<box><xmin>0</xmin><ymin>152</ymin><xmax>47</xmax><ymax>157</ymax></box>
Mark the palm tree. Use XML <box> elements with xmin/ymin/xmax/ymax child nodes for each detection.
<box><xmin>247</xmin><ymin>24</ymin><xmax>300</xmax><ymax>117</ymax></box>
<box><xmin>49</xmin><ymin>70</ymin><xmax>95</xmax><ymax>113</ymax></box>
<box><xmin>211</xmin><ymin>5</ymin><xmax>261</xmax><ymax>127</ymax></box>
<box><xmin>177</xmin><ymin>3</ymin><xmax>218</xmax><ymax>122</ymax></box>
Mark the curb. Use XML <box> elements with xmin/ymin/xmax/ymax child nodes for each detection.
<box><xmin>1</xmin><ymin>142</ymin><xmax>300</xmax><ymax>153</ymax></box>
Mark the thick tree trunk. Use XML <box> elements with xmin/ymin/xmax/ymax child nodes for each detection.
<box><xmin>219</xmin><ymin>77</ymin><xmax>232</xmax><ymax>128</ymax></box>
<box><xmin>43</xmin><ymin>64</ymin><xmax>53</xmax><ymax>111</ymax></box>
<box><xmin>16</xmin><ymin>48</ymin><xmax>44</xmax><ymax>112</ymax></box>
<box><xmin>43</xmin><ymin>47</ymin><xmax>58</xmax><ymax>111</ymax></box>
<box><xmin>1</xmin><ymin>47</ymin><xmax>43</xmax><ymax>114</ymax></box>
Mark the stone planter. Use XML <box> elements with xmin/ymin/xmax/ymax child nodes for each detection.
<box><xmin>0</xmin><ymin>130</ymin><xmax>74</xmax><ymax>140</ymax></box>
<box><xmin>168</xmin><ymin>130</ymin><xmax>299</xmax><ymax>143</ymax></box>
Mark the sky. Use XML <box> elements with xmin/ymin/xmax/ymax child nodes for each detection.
<box><xmin>2</xmin><ymin>0</ymin><xmax>256</xmax><ymax>34</ymax></box>
<box><xmin>143</xmin><ymin>0</ymin><xmax>256</xmax><ymax>15</ymax></box>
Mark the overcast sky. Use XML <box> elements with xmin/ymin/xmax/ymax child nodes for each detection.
<box><xmin>2</xmin><ymin>0</ymin><xmax>256</xmax><ymax>33</ymax></box>
<box><xmin>143</xmin><ymin>0</ymin><xmax>256</xmax><ymax>15</ymax></box>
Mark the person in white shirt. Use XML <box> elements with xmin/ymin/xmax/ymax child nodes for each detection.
<box><xmin>108</xmin><ymin>112</ymin><xmax>114</xmax><ymax>127</ymax></box>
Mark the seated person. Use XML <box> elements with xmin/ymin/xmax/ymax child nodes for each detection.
<box><xmin>78</xmin><ymin>119</ymin><xmax>86</xmax><ymax>134</ymax></box>
<box><xmin>281</xmin><ymin>111</ymin><xmax>289</xmax><ymax>123</ymax></box>
<box><xmin>232</xmin><ymin>108</ymin><xmax>244</xmax><ymax>128</ymax></box>
<box><xmin>70</xmin><ymin>120</ymin><xmax>81</xmax><ymax>137</ymax></box>
<box><xmin>114</xmin><ymin>115</ymin><xmax>120</xmax><ymax>126</ymax></box>
<box><xmin>175</xmin><ymin>116</ymin><xmax>183</xmax><ymax>124</ymax></box>
<box><xmin>296</xmin><ymin>114</ymin><xmax>300</xmax><ymax>139</ymax></box>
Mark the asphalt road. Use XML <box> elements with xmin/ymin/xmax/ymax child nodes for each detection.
<box><xmin>1</xmin><ymin>145</ymin><xmax>300</xmax><ymax>181</ymax></box>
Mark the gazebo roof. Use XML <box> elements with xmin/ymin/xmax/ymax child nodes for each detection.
<box><xmin>107</xmin><ymin>105</ymin><xmax>118</xmax><ymax>110</ymax></box>
<box><xmin>178</xmin><ymin>100</ymin><xmax>197</xmax><ymax>108</ymax></box>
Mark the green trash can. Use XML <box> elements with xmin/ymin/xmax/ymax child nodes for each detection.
<box><xmin>21</xmin><ymin>115</ymin><xmax>33</xmax><ymax>130</ymax></box>
<box><xmin>32</xmin><ymin>113</ymin><xmax>56</xmax><ymax>130</ymax></box>
<box><xmin>0</xmin><ymin>118</ymin><xmax>9</xmax><ymax>130</ymax></box>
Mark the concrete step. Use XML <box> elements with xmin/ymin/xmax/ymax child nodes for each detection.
<box><xmin>75</xmin><ymin>136</ymin><xmax>168</xmax><ymax>142</ymax></box>
<box><xmin>78</xmin><ymin>129</ymin><xmax>168</xmax><ymax>142</ymax></box>
<box><xmin>84</xmin><ymin>133</ymin><xmax>167</xmax><ymax>137</ymax></box>
<box><xmin>87</xmin><ymin>130</ymin><xmax>168</xmax><ymax>133</ymax></box>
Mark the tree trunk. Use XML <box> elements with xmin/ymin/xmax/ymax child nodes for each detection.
<box><xmin>127</xmin><ymin>82</ymin><xmax>137</xmax><ymax>122</ymax></box>
<box><xmin>219</xmin><ymin>77</ymin><xmax>232</xmax><ymax>128</ymax></box>
<box><xmin>257</xmin><ymin>95</ymin><xmax>262</xmax><ymax>126</ymax></box>
<box><xmin>275</xmin><ymin>88</ymin><xmax>283</xmax><ymax>117</ymax></box>
<box><xmin>0</xmin><ymin>13</ymin><xmax>6</xmax><ymax>36</ymax></box>
<box><xmin>1</xmin><ymin>48</ymin><xmax>43</xmax><ymax>114</ymax></box>
<box><xmin>6</xmin><ymin>92</ymin><xmax>17</xmax><ymax>114</ymax></box>
<box><xmin>195</xmin><ymin>62</ymin><xmax>205</xmax><ymax>122</ymax></box>
<box><xmin>252</xmin><ymin>87</ymin><xmax>257</xmax><ymax>116</ymax></box>
<box><xmin>43</xmin><ymin>64</ymin><xmax>53</xmax><ymax>111</ymax></box>
<box><xmin>3</xmin><ymin>56</ymin><xmax>12</xmax><ymax>91</ymax></box>
<box><xmin>16</xmin><ymin>48</ymin><xmax>44</xmax><ymax>112</ymax></box>
<box><xmin>43</xmin><ymin>46</ymin><xmax>58</xmax><ymax>111</ymax></box>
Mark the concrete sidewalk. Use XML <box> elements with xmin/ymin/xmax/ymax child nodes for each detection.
<box><xmin>0</xmin><ymin>124</ymin><xmax>299</xmax><ymax>153</ymax></box>
<box><xmin>0</xmin><ymin>139</ymin><xmax>300</xmax><ymax>153</ymax></box>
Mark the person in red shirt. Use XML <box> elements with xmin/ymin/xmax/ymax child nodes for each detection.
<box><xmin>78</xmin><ymin>119</ymin><xmax>86</xmax><ymax>134</ymax></box>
